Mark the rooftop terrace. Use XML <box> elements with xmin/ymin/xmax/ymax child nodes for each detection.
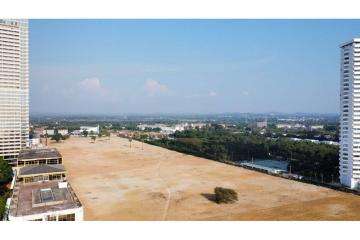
<box><xmin>18</xmin><ymin>148</ymin><xmax>62</xmax><ymax>161</ymax></box>
<box><xmin>9</xmin><ymin>181</ymin><xmax>81</xmax><ymax>218</ymax></box>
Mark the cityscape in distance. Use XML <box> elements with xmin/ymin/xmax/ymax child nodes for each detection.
<box><xmin>2</xmin><ymin>19</ymin><xmax>360</xmax><ymax>221</ymax></box>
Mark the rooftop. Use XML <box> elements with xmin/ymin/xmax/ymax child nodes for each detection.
<box><xmin>9</xmin><ymin>181</ymin><xmax>81</xmax><ymax>217</ymax></box>
<box><xmin>340</xmin><ymin>38</ymin><xmax>360</xmax><ymax>48</ymax></box>
<box><xmin>19</xmin><ymin>164</ymin><xmax>65</xmax><ymax>177</ymax></box>
<box><xmin>18</xmin><ymin>148</ymin><xmax>62</xmax><ymax>161</ymax></box>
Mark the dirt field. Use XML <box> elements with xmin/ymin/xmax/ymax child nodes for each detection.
<box><xmin>51</xmin><ymin>136</ymin><xmax>360</xmax><ymax>221</ymax></box>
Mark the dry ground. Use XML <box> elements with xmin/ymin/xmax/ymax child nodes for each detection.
<box><xmin>51</xmin><ymin>136</ymin><xmax>360</xmax><ymax>221</ymax></box>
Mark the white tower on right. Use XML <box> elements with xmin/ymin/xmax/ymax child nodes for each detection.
<box><xmin>340</xmin><ymin>38</ymin><xmax>360</xmax><ymax>189</ymax></box>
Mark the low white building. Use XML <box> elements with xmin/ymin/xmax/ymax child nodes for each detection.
<box><xmin>276</xmin><ymin>124</ymin><xmax>292</xmax><ymax>129</ymax></box>
<box><xmin>137</xmin><ymin>122</ymin><xmax>207</xmax><ymax>135</ymax></box>
<box><xmin>80</xmin><ymin>125</ymin><xmax>100</xmax><ymax>135</ymax></box>
<box><xmin>43</xmin><ymin>129</ymin><xmax>55</xmax><ymax>136</ymax></box>
<box><xmin>310</xmin><ymin>125</ymin><xmax>324</xmax><ymax>131</ymax></box>
<box><xmin>57</xmin><ymin>129</ymin><xmax>68</xmax><ymax>135</ymax></box>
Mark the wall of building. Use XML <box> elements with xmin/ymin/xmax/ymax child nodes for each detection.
<box><xmin>0</xmin><ymin>19</ymin><xmax>29</xmax><ymax>165</ymax></box>
<box><xmin>8</xmin><ymin>206</ymin><xmax>83</xmax><ymax>221</ymax></box>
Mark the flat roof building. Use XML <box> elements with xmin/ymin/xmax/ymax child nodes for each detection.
<box><xmin>80</xmin><ymin>125</ymin><xmax>100</xmax><ymax>135</ymax></box>
<box><xmin>6</xmin><ymin>147</ymin><xmax>83</xmax><ymax>221</ymax></box>
<box><xmin>8</xmin><ymin>181</ymin><xmax>83</xmax><ymax>221</ymax></box>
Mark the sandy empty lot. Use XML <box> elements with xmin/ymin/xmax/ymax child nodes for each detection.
<box><xmin>51</xmin><ymin>136</ymin><xmax>360</xmax><ymax>221</ymax></box>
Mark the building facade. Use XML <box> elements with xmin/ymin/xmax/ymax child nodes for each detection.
<box><xmin>340</xmin><ymin>38</ymin><xmax>360</xmax><ymax>189</ymax></box>
<box><xmin>80</xmin><ymin>125</ymin><xmax>99</xmax><ymax>135</ymax></box>
<box><xmin>0</xmin><ymin>19</ymin><xmax>29</xmax><ymax>165</ymax></box>
<box><xmin>6</xmin><ymin>148</ymin><xmax>83</xmax><ymax>221</ymax></box>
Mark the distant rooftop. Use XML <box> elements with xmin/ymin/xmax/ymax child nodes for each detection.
<box><xmin>18</xmin><ymin>148</ymin><xmax>62</xmax><ymax>161</ymax></box>
<box><xmin>19</xmin><ymin>164</ymin><xmax>65</xmax><ymax>177</ymax></box>
<box><xmin>10</xmin><ymin>181</ymin><xmax>81</xmax><ymax>217</ymax></box>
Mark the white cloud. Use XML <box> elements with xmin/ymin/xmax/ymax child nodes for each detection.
<box><xmin>144</xmin><ymin>79</ymin><xmax>169</xmax><ymax>96</ymax></box>
<box><xmin>78</xmin><ymin>77</ymin><xmax>105</xmax><ymax>94</ymax></box>
<box><xmin>242</xmin><ymin>91</ymin><xmax>249</xmax><ymax>95</ymax></box>
<box><xmin>209</xmin><ymin>91</ymin><xmax>217</xmax><ymax>97</ymax></box>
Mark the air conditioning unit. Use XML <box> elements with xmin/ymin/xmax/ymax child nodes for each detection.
<box><xmin>58</xmin><ymin>182</ymin><xmax>68</xmax><ymax>189</ymax></box>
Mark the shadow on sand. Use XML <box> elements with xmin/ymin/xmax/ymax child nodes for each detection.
<box><xmin>201</xmin><ymin>193</ymin><xmax>216</xmax><ymax>203</ymax></box>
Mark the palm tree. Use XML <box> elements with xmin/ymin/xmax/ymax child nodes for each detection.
<box><xmin>106</xmin><ymin>131</ymin><xmax>111</xmax><ymax>141</ymax></box>
<box><xmin>129</xmin><ymin>137</ymin><xmax>133</xmax><ymax>148</ymax></box>
<box><xmin>140</xmin><ymin>134</ymin><xmax>147</xmax><ymax>150</ymax></box>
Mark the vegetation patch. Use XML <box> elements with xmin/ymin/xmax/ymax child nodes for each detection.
<box><xmin>0</xmin><ymin>157</ymin><xmax>12</xmax><ymax>221</ymax></box>
<box><xmin>214</xmin><ymin>187</ymin><xmax>238</xmax><ymax>204</ymax></box>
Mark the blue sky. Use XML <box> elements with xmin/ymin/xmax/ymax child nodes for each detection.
<box><xmin>29</xmin><ymin>20</ymin><xmax>360</xmax><ymax>114</ymax></box>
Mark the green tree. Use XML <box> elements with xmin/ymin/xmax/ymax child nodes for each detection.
<box><xmin>82</xmin><ymin>130</ymin><xmax>88</xmax><ymax>137</ymax></box>
<box><xmin>0</xmin><ymin>196</ymin><xmax>6</xmax><ymax>220</ymax></box>
<box><xmin>214</xmin><ymin>187</ymin><xmax>238</xmax><ymax>204</ymax></box>
<box><xmin>0</xmin><ymin>157</ymin><xmax>12</xmax><ymax>185</ymax></box>
<box><xmin>140</xmin><ymin>134</ymin><xmax>147</xmax><ymax>150</ymax></box>
<box><xmin>51</xmin><ymin>133</ymin><xmax>63</xmax><ymax>143</ymax></box>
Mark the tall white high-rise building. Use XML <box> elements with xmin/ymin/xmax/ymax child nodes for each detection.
<box><xmin>340</xmin><ymin>38</ymin><xmax>360</xmax><ymax>189</ymax></box>
<box><xmin>0</xmin><ymin>19</ymin><xmax>29</xmax><ymax>165</ymax></box>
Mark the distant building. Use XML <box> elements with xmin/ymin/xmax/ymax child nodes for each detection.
<box><xmin>276</xmin><ymin>124</ymin><xmax>292</xmax><ymax>129</ymax></box>
<box><xmin>138</xmin><ymin>122</ymin><xmax>207</xmax><ymax>135</ymax></box>
<box><xmin>42</xmin><ymin>128</ymin><xmax>68</xmax><ymax>136</ymax></box>
<box><xmin>43</xmin><ymin>129</ymin><xmax>55</xmax><ymax>136</ymax></box>
<box><xmin>256</xmin><ymin>121</ymin><xmax>268</xmax><ymax>128</ymax></box>
<box><xmin>117</xmin><ymin>130</ymin><xmax>133</xmax><ymax>138</ymax></box>
<box><xmin>276</xmin><ymin>123</ymin><xmax>306</xmax><ymax>129</ymax></box>
<box><xmin>293</xmin><ymin>124</ymin><xmax>306</xmax><ymax>129</ymax></box>
<box><xmin>80</xmin><ymin>125</ymin><xmax>100</xmax><ymax>135</ymax></box>
<box><xmin>310</xmin><ymin>125</ymin><xmax>324</xmax><ymax>131</ymax></box>
<box><xmin>57</xmin><ymin>129</ymin><xmax>68</xmax><ymax>135</ymax></box>
<box><xmin>33</xmin><ymin>127</ymin><xmax>45</xmax><ymax>136</ymax></box>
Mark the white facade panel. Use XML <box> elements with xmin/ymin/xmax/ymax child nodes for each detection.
<box><xmin>340</xmin><ymin>38</ymin><xmax>360</xmax><ymax>189</ymax></box>
<box><xmin>0</xmin><ymin>19</ymin><xmax>29</xmax><ymax>165</ymax></box>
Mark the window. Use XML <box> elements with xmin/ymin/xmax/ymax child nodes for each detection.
<box><xmin>47</xmin><ymin>215</ymin><xmax>57</xmax><ymax>221</ymax></box>
<box><xmin>58</xmin><ymin>214</ymin><xmax>75</xmax><ymax>221</ymax></box>
<box><xmin>47</xmin><ymin>159</ymin><xmax>59</xmax><ymax>164</ymax></box>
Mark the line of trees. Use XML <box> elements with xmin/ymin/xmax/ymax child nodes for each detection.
<box><xmin>149</xmin><ymin>127</ymin><xmax>339</xmax><ymax>182</ymax></box>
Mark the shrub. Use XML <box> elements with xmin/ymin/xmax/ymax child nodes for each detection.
<box><xmin>0</xmin><ymin>157</ymin><xmax>12</xmax><ymax>185</ymax></box>
<box><xmin>0</xmin><ymin>196</ymin><xmax>5</xmax><ymax>220</ymax></box>
<box><xmin>214</xmin><ymin>187</ymin><xmax>238</xmax><ymax>204</ymax></box>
